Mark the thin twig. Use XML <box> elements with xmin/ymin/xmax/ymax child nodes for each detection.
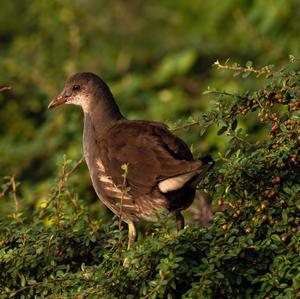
<box><xmin>10</xmin><ymin>176</ymin><xmax>19</xmax><ymax>214</ymax></box>
<box><xmin>3</xmin><ymin>276</ymin><xmax>77</xmax><ymax>296</ymax></box>
<box><xmin>204</xmin><ymin>90</ymin><xmax>247</xmax><ymax>100</ymax></box>
<box><xmin>171</xmin><ymin>120</ymin><xmax>214</xmax><ymax>132</ymax></box>
<box><xmin>142</xmin><ymin>272</ymin><xmax>169</xmax><ymax>299</ymax></box>
<box><xmin>37</xmin><ymin>156</ymin><xmax>84</xmax><ymax>220</ymax></box>
<box><xmin>64</xmin><ymin>156</ymin><xmax>85</xmax><ymax>181</ymax></box>
<box><xmin>226</xmin><ymin>131</ymin><xmax>254</xmax><ymax>147</ymax></box>
<box><xmin>214</xmin><ymin>60</ymin><xmax>275</xmax><ymax>76</ymax></box>
<box><xmin>170</xmin><ymin>120</ymin><xmax>200</xmax><ymax>132</ymax></box>
<box><xmin>119</xmin><ymin>173</ymin><xmax>127</xmax><ymax>223</ymax></box>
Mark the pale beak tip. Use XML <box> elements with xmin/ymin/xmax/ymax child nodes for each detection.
<box><xmin>48</xmin><ymin>95</ymin><xmax>66</xmax><ymax>110</ymax></box>
<box><xmin>48</xmin><ymin>102</ymin><xmax>54</xmax><ymax>109</ymax></box>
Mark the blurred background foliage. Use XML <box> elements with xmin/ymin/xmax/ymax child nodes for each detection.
<box><xmin>0</xmin><ymin>0</ymin><xmax>300</xmax><ymax>219</ymax></box>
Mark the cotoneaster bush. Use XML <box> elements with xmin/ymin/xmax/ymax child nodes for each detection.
<box><xmin>0</xmin><ymin>60</ymin><xmax>299</xmax><ymax>298</ymax></box>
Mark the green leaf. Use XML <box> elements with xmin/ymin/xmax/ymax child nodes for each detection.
<box><xmin>271</xmin><ymin>234</ymin><xmax>281</xmax><ymax>242</ymax></box>
<box><xmin>217</xmin><ymin>126</ymin><xmax>228</xmax><ymax>135</ymax></box>
<box><xmin>20</xmin><ymin>274</ymin><xmax>26</xmax><ymax>287</ymax></box>
<box><xmin>231</xmin><ymin>119</ymin><xmax>238</xmax><ymax>130</ymax></box>
<box><xmin>246</xmin><ymin>61</ymin><xmax>253</xmax><ymax>68</ymax></box>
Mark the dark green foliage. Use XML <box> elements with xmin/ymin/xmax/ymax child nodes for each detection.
<box><xmin>1</xmin><ymin>0</ymin><xmax>300</xmax><ymax>210</ymax></box>
<box><xmin>1</xmin><ymin>63</ymin><xmax>299</xmax><ymax>298</ymax></box>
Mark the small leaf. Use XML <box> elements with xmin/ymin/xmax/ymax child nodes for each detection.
<box><xmin>199</xmin><ymin>127</ymin><xmax>206</xmax><ymax>136</ymax></box>
<box><xmin>20</xmin><ymin>274</ymin><xmax>26</xmax><ymax>287</ymax></box>
<box><xmin>231</xmin><ymin>119</ymin><xmax>238</xmax><ymax>130</ymax></box>
<box><xmin>225</xmin><ymin>185</ymin><xmax>231</xmax><ymax>194</ymax></box>
<box><xmin>246</xmin><ymin>61</ymin><xmax>253</xmax><ymax>68</ymax></box>
<box><xmin>271</xmin><ymin>234</ymin><xmax>281</xmax><ymax>242</ymax></box>
<box><xmin>217</xmin><ymin>126</ymin><xmax>228</xmax><ymax>135</ymax></box>
<box><xmin>121</xmin><ymin>164</ymin><xmax>128</xmax><ymax>171</ymax></box>
<box><xmin>81</xmin><ymin>263</ymin><xmax>86</xmax><ymax>272</ymax></box>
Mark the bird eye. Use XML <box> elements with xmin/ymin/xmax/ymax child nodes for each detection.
<box><xmin>73</xmin><ymin>84</ymin><xmax>80</xmax><ymax>91</ymax></box>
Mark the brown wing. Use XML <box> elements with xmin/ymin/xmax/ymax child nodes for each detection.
<box><xmin>99</xmin><ymin>120</ymin><xmax>203</xmax><ymax>195</ymax></box>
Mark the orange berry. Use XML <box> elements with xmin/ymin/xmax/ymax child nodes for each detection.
<box><xmin>272</xmin><ymin>176</ymin><xmax>280</xmax><ymax>184</ymax></box>
<box><xmin>271</xmin><ymin>123</ymin><xmax>279</xmax><ymax>132</ymax></box>
<box><xmin>270</xmin><ymin>113</ymin><xmax>276</xmax><ymax>120</ymax></box>
<box><xmin>280</xmin><ymin>200</ymin><xmax>285</xmax><ymax>205</ymax></box>
<box><xmin>268</xmin><ymin>190</ymin><xmax>276</xmax><ymax>198</ymax></box>
<box><xmin>222</xmin><ymin>224</ymin><xmax>228</xmax><ymax>230</ymax></box>
<box><xmin>245</xmin><ymin>227</ymin><xmax>252</xmax><ymax>233</ymax></box>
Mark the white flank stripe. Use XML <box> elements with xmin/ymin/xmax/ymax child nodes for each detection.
<box><xmin>96</xmin><ymin>159</ymin><xmax>105</xmax><ymax>172</ymax></box>
<box><xmin>158</xmin><ymin>172</ymin><xmax>197</xmax><ymax>193</ymax></box>
<box><xmin>99</xmin><ymin>175</ymin><xmax>113</xmax><ymax>184</ymax></box>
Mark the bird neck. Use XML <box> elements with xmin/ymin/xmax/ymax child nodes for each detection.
<box><xmin>83</xmin><ymin>98</ymin><xmax>124</xmax><ymax>139</ymax></box>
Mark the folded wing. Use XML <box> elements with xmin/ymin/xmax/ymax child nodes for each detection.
<box><xmin>99</xmin><ymin>120</ymin><xmax>204</xmax><ymax>196</ymax></box>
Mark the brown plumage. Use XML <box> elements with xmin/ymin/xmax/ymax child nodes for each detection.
<box><xmin>48</xmin><ymin>72</ymin><xmax>214</xmax><ymax>255</ymax></box>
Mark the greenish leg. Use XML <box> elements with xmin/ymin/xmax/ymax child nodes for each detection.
<box><xmin>176</xmin><ymin>212</ymin><xmax>185</xmax><ymax>231</ymax></box>
<box><xmin>127</xmin><ymin>221</ymin><xmax>137</xmax><ymax>249</ymax></box>
<box><xmin>124</xmin><ymin>221</ymin><xmax>137</xmax><ymax>267</ymax></box>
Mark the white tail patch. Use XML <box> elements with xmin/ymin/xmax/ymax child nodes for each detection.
<box><xmin>158</xmin><ymin>172</ymin><xmax>197</xmax><ymax>193</ymax></box>
<box><xmin>158</xmin><ymin>162</ymin><xmax>214</xmax><ymax>193</ymax></box>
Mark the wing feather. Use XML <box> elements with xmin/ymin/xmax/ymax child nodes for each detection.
<box><xmin>99</xmin><ymin>120</ymin><xmax>203</xmax><ymax>195</ymax></box>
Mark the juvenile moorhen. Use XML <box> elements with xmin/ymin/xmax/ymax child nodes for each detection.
<box><xmin>48</xmin><ymin>72</ymin><xmax>214</xmax><ymax>251</ymax></box>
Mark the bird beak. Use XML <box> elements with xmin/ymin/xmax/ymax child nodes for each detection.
<box><xmin>48</xmin><ymin>92</ymin><xmax>67</xmax><ymax>109</ymax></box>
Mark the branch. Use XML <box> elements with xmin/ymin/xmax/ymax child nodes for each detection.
<box><xmin>64</xmin><ymin>156</ymin><xmax>85</xmax><ymax>181</ymax></box>
<box><xmin>204</xmin><ymin>90</ymin><xmax>247</xmax><ymax>100</ymax></box>
<box><xmin>170</xmin><ymin>120</ymin><xmax>200</xmax><ymax>132</ymax></box>
<box><xmin>171</xmin><ymin>119</ymin><xmax>214</xmax><ymax>133</ymax></box>
<box><xmin>214</xmin><ymin>60</ymin><xmax>275</xmax><ymax>76</ymax></box>
<box><xmin>37</xmin><ymin>156</ymin><xmax>84</xmax><ymax>220</ymax></box>
<box><xmin>10</xmin><ymin>176</ymin><xmax>19</xmax><ymax>214</ymax></box>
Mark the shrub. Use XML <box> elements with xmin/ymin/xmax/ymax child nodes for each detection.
<box><xmin>0</xmin><ymin>60</ymin><xmax>299</xmax><ymax>298</ymax></box>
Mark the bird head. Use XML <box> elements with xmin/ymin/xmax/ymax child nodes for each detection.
<box><xmin>48</xmin><ymin>72</ymin><xmax>114</xmax><ymax>113</ymax></box>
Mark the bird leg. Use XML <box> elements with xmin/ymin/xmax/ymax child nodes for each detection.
<box><xmin>176</xmin><ymin>212</ymin><xmax>185</xmax><ymax>231</ymax></box>
<box><xmin>123</xmin><ymin>221</ymin><xmax>137</xmax><ymax>267</ymax></box>
<box><xmin>127</xmin><ymin>220</ymin><xmax>137</xmax><ymax>249</ymax></box>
